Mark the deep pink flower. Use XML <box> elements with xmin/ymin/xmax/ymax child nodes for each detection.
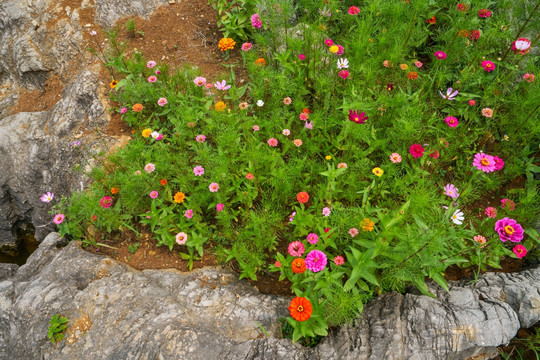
<box><xmin>409</xmin><ymin>144</ymin><xmax>424</xmax><ymax>158</ymax></box>
<box><xmin>457</xmin><ymin>3</ymin><xmax>469</xmax><ymax>12</ymax></box>
<box><xmin>306</xmin><ymin>233</ymin><xmax>319</xmax><ymax>244</ymax></box>
<box><xmin>513</xmin><ymin>245</ymin><xmax>527</xmax><ymax>258</ymax></box>
<box><xmin>148</xmin><ymin>76</ymin><xmax>157</xmax><ymax>83</ymax></box>
<box><xmin>196</xmin><ymin>135</ymin><xmax>206</xmax><ymax>143</ymax></box>
<box><xmin>348</xmin><ymin>6</ymin><xmax>360</xmax><ymax>15</ymax></box>
<box><xmin>478</xmin><ymin>9</ymin><xmax>491</xmax><ymax>18</ymax></box>
<box><xmin>494</xmin><ymin>217</ymin><xmax>524</xmax><ymax>242</ymax></box>
<box><xmin>241</xmin><ymin>42</ymin><xmax>252</xmax><ymax>51</ymax></box>
<box><xmin>481</xmin><ymin>60</ymin><xmax>496</xmax><ymax>72</ymax></box>
<box><xmin>523</xmin><ymin>73</ymin><xmax>535</xmax><ymax>83</ymax></box>
<box><xmin>338</xmin><ymin>70</ymin><xmax>350</xmax><ymax>79</ymax></box>
<box><xmin>434</xmin><ymin>51</ymin><xmax>447</xmax><ymax>60</ymax></box>
<box><xmin>501</xmin><ymin>198</ymin><xmax>515</xmax><ymax>211</ymax></box>
<box><xmin>216</xmin><ymin>203</ymin><xmax>224</xmax><ymax>212</ymax></box>
<box><xmin>493</xmin><ymin>156</ymin><xmax>504</xmax><ymax>171</ymax></box>
<box><xmin>469</xmin><ymin>100</ymin><xmax>476</xmax><ymax>106</ymax></box>
<box><xmin>444</xmin><ymin>116</ymin><xmax>458</xmax><ymax>128</ymax></box>
<box><xmin>53</xmin><ymin>214</ymin><xmax>65</xmax><ymax>225</ymax></box>
<box><xmin>288</xmin><ymin>241</ymin><xmax>305</xmax><ymax>257</ymax></box>
<box><xmin>429</xmin><ymin>150</ymin><xmax>440</xmax><ymax>159</ymax></box>
<box><xmin>334</xmin><ymin>256</ymin><xmax>345</xmax><ymax>266</ymax></box>
<box><xmin>324</xmin><ymin>38</ymin><xmax>333</xmax><ymax>46</ymax></box>
<box><xmin>415</xmin><ymin>61</ymin><xmax>423</xmax><ymax>68</ymax></box>
<box><xmin>485</xmin><ymin>207</ymin><xmax>497</xmax><ymax>218</ymax></box>
<box><xmin>149</xmin><ymin>190</ymin><xmax>158</xmax><ymax>199</ymax></box>
<box><xmin>120</xmin><ymin>107</ymin><xmax>127</xmax><ymax>113</ymax></box>
<box><xmin>473</xmin><ymin>153</ymin><xmax>496</xmax><ymax>173</ymax></box>
<box><xmin>184</xmin><ymin>209</ymin><xmax>194</xmax><ymax>219</ymax></box>
<box><xmin>99</xmin><ymin>196</ymin><xmax>113</xmax><ymax>209</ymax></box>
<box><xmin>348</xmin><ymin>110</ymin><xmax>368</xmax><ymax>124</ymax></box>
<box><xmin>336</xmin><ymin>45</ymin><xmax>344</xmax><ymax>56</ymax></box>
<box><xmin>298</xmin><ymin>54</ymin><xmax>305</xmax><ymax>60</ymax></box>
<box><xmin>305</xmin><ymin>250</ymin><xmax>327</xmax><ymax>273</ymax></box>
<box><xmin>251</xmin><ymin>13</ymin><xmax>262</xmax><ymax>28</ymax></box>
<box><xmin>468</xmin><ymin>30</ymin><xmax>481</xmax><ymax>41</ymax></box>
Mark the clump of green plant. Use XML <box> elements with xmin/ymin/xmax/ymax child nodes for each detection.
<box><xmin>124</xmin><ymin>19</ymin><xmax>144</xmax><ymax>38</ymax></box>
<box><xmin>128</xmin><ymin>242</ymin><xmax>140</xmax><ymax>254</ymax></box>
<box><xmin>209</xmin><ymin>0</ymin><xmax>256</xmax><ymax>41</ymax></box>
<box><xmin>48</xmin><ymin>314</ymin><xmax>69</xmax><ymax>343</ymax></box>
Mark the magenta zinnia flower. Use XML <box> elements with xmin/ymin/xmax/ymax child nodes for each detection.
<box><xmin>478</xmin><ymin>9</ymin><xmax>491</xmax><ymax>18</ymax></box>
<box><xmin>288</xmin><ymin>241</ymin><xmax>305</xmax><ymax>257</ymax></box>
<box><xmin>493</xmin><ymin>156</ymin><xmax>504</xmax><ymax>171</ymax></box>
<box><xmin>434</xmin><ymin>51</ymin><xmax>447</xmax><ymax>60</ymax></box>
<box><xmin>306</xmin><ymin>233</ymin><xmax>319</xmax><ymax>244</ymax></box>
<box><xmin>444</xmin><ymin>116</ymin><xmax>458</xmax><ymax>127</ymax></box>
<box><xmin>409</xmin><ymin>144</ymin><xmax>424</xmax><ymax>158</ymax></box>
<box><xmin>513</xmin><ymin>245</ymin><xmax>527</xmax><ymax>258</ymax></box>
<box><xmin>481</xmin><ymin>60</ymin><xmax>496</xmax><ymax>72</ymax></box>
<box><xmin>99</xmin><ymin>196</ymin><xmax>113</xmax><ymax>209</ymax></box>
<box><xmin>305</xmin><ymin>250</ymin><xmax>327</xmax><ymax>273</ymax></box>
<box><xmin>494</xmin><ymin>217</ymin><xmax>524</xmax><ymax>242</ymax></box>
<box><xmin>443</xmin><ymin>184</ymin><xmax>459</xmax><ymax>199</ymax></box>
<box><xmin>216</xmin><ymin>203</ymin><xmax>224</xmax><ymax>212</ymax></box>
<box><xmin>251</xmin><ymin>13</ymin><xmax>262</xmax><ymax>28</ymax></box>
<box><xmin>184</xmin><ymin>209</ymin><xmax>194</xmax><ymax>219</ymax></box>
<box><xmin>149</xmin><ymin>191</ymin><xmax>158</xmax><ymax>199</ymax></box>
<box><xmin>241</xmin><ymin>42</ymin><xmax>252</xmax><ymax>51</ymax></box>
<box><xmin>338</xmin><ymin>70</ymin><xmax>350</xmax><ymax>79</ymax></box>
<box><xmin>348</xmin><ymin>110</ymin><xmax>368</xmax><ymax>124</ymax></box>
<box><xmin>501</xmin><ymin>198</ymin><xmax>515</xmax><ymax>211</ymax></box>
<box><xmin>473</xmin><ymin>153</ymin><xmax>496</xmax><ymax>173</ymax></box>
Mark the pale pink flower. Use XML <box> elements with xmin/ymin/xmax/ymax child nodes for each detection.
<box><xmin>283</xmin><ymin>97</ymin><xmax>292</xmax><ymax>105</ymax></box>
<box><xmin>482</xmin><ymin>108</ymin><xmax>493</xmax><ymax>117</ymax></box>
<box><xmin>253</xmin><ymin>125</ymin><xmax>259</xmax><ymax>131</ymax></box>
<box><xmin>334</xmin><ymin>256</ymin><xmax>345</xmax><ymax>266</ymax></box>
<box><xmin>175</xmin><ymin>232</ymin><xmax>188</xmax><ymax>245</ymax></box>
<box><xmin>193</xmin><ymin>166</ymin><xmax>205</xmax><ymax>176</ymax></box>
<box><xmin>414</xmin><ymin>61</ymin><xmax>423</xmax><ymax>68</ymax></box>
<box><xmin>288</xmin><ymin>241</ymin><xmax>305</xmax><ymax>257</ymax></box>
<box><xmin>196</xmin><ymin>135</ymin><xmax>206</xmax><ymax>143</ymax></box>
<box><xmin>41</xmin><ymin>192</ymin><xmax>54</xmax><ymax>203</ymax></box>
<box><xmin>184</xmin><ymin>209</ymin><xmax>194</xmax><ymax>219</ymax></box>
<box><xmin>390</xmin><ymin>153</ymin><xmax>402</xmax><ymax>163</ymax></box>
<box><xmin>241</xmin><ymin>42</ymin><xmax>252</xmax><ymax>51</ymax></box>
<box><xmin>157</xmin><ymin>98</ymin><xmax>168</xmax><ymax>106</ymax></box>
<box><xmin>293</xmin><ymin>139</ymin><xmax>303</xmax><ymax>147</ymax></box>
<box><xmin>144</xmin><ymin>163</ymin><xmax>155</xmax><ymax>173</ymax></box>
<box><xmin>349</xmin><ymin>228</ymin><xmax>359</xmax><ymax>237</ymax></box>
<box><xmin>209</xmin><ymin>182</ymin><xmax>219</xmax><ymax>192</ymax></box>
<box><xmin>149</xmin><ymin>191</ymin><xmax>158</xmax><ymax>199</ymax></box>
<box><xmin>443</xmin><ymin>184</ymin><xmax>459</xmax><ymax>199</ymax></box>
<box><xmin>474</xmin><ymin>235</ymin><xmax>487</xmax><ymax>247</ymax></box>
<box><xmin>147</xmin><ymin>60</ymin><xmax>156</xmax><ymax>68</ymax></box>
<box><xmin>322</xmin><ymin>207</ymin><xmax>331</xmax><ymax>216</ymax></box>
<box><xmin>193</xmin><ymin>77</ymin><xmax>206</xmax><ymax>86</ymax></box>
<box><xmin>282</xmin><ymin>129</ymin><xmax>290</xmax><ymax>136</ymax></box>
<box><xmin>305</xmin><ymin>121</ymin><xmax>313</xmax><ymax>129</ymax></box>
<box><xmin>337</xmin><ymin>162</ymin><xmax>347</xmax><ymax>169</ymax></box>
<box><xmin>213</xmin><ymin>80</ymin><xmax>231</xmax><ymax>91</ymax></box>
<box><xmin>148</xmin><ymin>76</ymin><xmax>157</xmax><ymax>83</ymax></box>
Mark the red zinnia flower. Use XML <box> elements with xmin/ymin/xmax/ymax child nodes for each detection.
<box><xmin>426</xmin><ymin>16</ymin><xmax>436</xmax><ymax>24</ymax></box>
<box><xmin>160</xmin><ymin>179</ymin><xmax>167</xmax><ymax>186</ymax></box>
<box><xmin>348</xmin><ymin>6</ymin><xmax>360</xmax><ymax>15</ymax></box>
<box><xmin>468</xmin><ymin>30</ymin><xmax>481</xmax><ymax>41</ymax></box>
<box><xmin>409</xmin><ymin>144</ymin><xmax>425</xmax><ymax>158</ymax></box>
<box><xmin>478</xmin><ymin>9</ymin><xmax>491</xmax><ymax>18</ymax></box>
<box><xmin>457</xmin><ymin>3</ymin><xmax>469</xmax><ymax>12</ymax></box>
<box><xmin>348</xmin><ymin>110</ymin><xmax>368</xmax><ymax>124</ymax></box>
<box><xmin>297</xmin><ymin>191</ymin><xmax>309</xmax><ymax>204</ymax></box>
<box><xmin>429</xmin><ymin>150</ymin><xmax>440</xmax><ymax>159</ymax></box>
<box><xmin>288</xmin><ymin>297</ymin><xmax>313</xmax><ymax>322</ymax></box>
<box><xmin>302</xmin><ymin>108</ymin><xmax>309</xmax><ymax>114</ymax></box>
<box><xmin>407</xmin><ymin>71</ymin><xmax>418</xmax><ymax>80</ymax></box>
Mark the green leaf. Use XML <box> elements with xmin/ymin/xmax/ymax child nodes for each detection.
<box><xmin>430</xmin><ymin>272</ymin><xmax>449</xmax><ymax>292</ymax></box>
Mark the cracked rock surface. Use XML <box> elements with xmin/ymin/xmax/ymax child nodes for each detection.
<box><xmin>1</xmin><ymin>233</ymin><xmax>538</xmax><ymax>359</ymax></box>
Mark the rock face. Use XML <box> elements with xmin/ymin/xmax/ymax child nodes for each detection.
<box><xmin>0</xmin><ymin>70</ymin><xmax>111</xmax><ymax>249</ymax></box>
<box><xmin>94</xmin><ymin>0</ymin><xmax>170</xmax><ymax>29</ymax></box>
<box><xmin>1</xmin><ymin>232</ymin><xmax>538</xmax><ymax>360</ymax></box>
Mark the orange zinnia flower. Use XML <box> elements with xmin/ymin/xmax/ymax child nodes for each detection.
<box><xmin>288</xmin><ymin>297</ymin><xmax>313</xmax><ymax>322</ymax></box>
<box><xmin>291</xmin><ymin>258</ymin><xmax>306</xmax><ymax>274</ymax></box>
<box><xmin>407</xmin><ymin>71</ymin><xmax>418</xmax><ymax>80</ymax></box>
<box><xmin>132</xmin><ymin>103</ymin><xmax>143</xmax><ymax>112</ymax></box>
<box><xmin>160</xmin><ymin>179</ymin><xmax>167</xmax><ymax>186</ymax></box>
<box><xmin>111</xmin><ymin>187</ymin><xmax>119</xmax><ymax>194</ymax></box>
<box><xmin>255</xmin><ymin>58</ymin><xmax>266</xmax><ymax>66</ymax></box>
<box><xmin>174</xmin><ymin>192</ymin><xmax>185</xmax><ymax>203</ymax></box>
<box><xmin>296</xmin><ymin>191</ymin><xmax>309</xmax><ymax>204</ymax></box>
<box><xmin>218</xmin><ymin>37</ymin><xmax>236</xmax><ymax>51</ymax></box>
<box><xmin>362</xmin><ymin>218</ymin><xmax>375</xmax><ymax>232</ymax></box>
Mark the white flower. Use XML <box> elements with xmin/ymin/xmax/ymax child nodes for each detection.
<box><xmin>256</xmin><ymin>100</ymin><xmax>264</xmax><ymax>107</ymax></box>
<box><xmin>451</xmin><ymin>209</ymin><xmax>464</xmax><ymax>225</ymax></box>
<box><xmin>151</xmin><ymin>131</ymin><xmax>160</xmax><ymax>139</ymax></box>
<box><xmin>503</xmin><ymin>134</ymin><xmax>509</xmax><ymax>141</ymax></box>
<box><xmin>90</xmin><ymin>30</ymin><xmax>97</xmax><ymax>36</ymax></box>
<box><xmin>515</xmin><ymin>39</ymin><xmax>531</xmax><ymax>51</ymax></box>
<box><xmin>337</xmin><ymin>58</ymin><xmax>349</xmax><ymax>69</ymax></box>
<box><xmin>282</xmin><ymin>129</ymin><xmax>290</xmax><ymax>136</ymax></box>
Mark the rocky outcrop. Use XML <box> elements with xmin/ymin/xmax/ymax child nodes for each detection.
<box><xmin>0</xmin><ymin>232</ymin><xmax>538</xmax><ymax>360</ymax></box>
<box><xmin>94</xmin><ymin>0</ymin><xmax>169</xmax><ymax>29</ymax></box>
<box><xmin>0</xmin><ymin>70</ymin><xmax>111</xmax><ymax>249</ymax></box>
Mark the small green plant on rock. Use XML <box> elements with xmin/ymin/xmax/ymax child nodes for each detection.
<box><xmin>48</xmin><ymin>314</ymin><xmax>69</xmax><ymax>343</ymax></box>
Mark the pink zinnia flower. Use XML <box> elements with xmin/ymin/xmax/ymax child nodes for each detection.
<box><xmin>337</xmin><ymin>162</ymin><xmax>347</xmax><ymax>169</ymax></box>
<box><xmin>478</xmin><ymin>9</ymin><xmax>491</xmax><ymax>18</ymax></box>
<box><xmin>283</xmin><ymin>97</ymin><xmax>292</xmax><ymax>105</ymax></box>
<box><xmin>184</xmin><ymin>209</ymin><xmax>194</xmax><ymax>219</ymax></box>
<box><xmin>322</xmin><ymin>207</ymin><xmax>331</xmax><ymax>216</ymax></box>
<box><xmin>481</xmin><ymin>60</ymin><xmax>496</xmax><ymax>72</ymax></box>
<box><xmin>157</xmin><ymin>98</ymin><xmax>168</xmax><ymax>106</ymax></box>
<box><xmin>494</xmin><ymin>217</ymin><xmax>524</xmax><ymax>242</ymax></box>
<box><xmin>253</xmin><ymin>125</ymin><xmax>260</xmax><ymax>131</ymax></box>
<box><xmin>474</xmin><ymin>235</ymin><xmax>487</xmax><ymax>247</ymax></box>
<box><xmin>293</xmin><ymin>139</ymin><xmax>303</xmax><ymax>147</ymax></box>
<box><xmin>99</xmin><ymin>196</ymin><xmax>113</xmax><ymax>209</ymax></box>
<box><xmin>473</xmin><ymin>153</ymin><xmax>496</xmax><ymax>172</ymax></box>
<box><xmin>241</xmin><ymin>42</ymin><xmax>252</xmax><ymax>51</ymax></box>
<box><xmin>409</xmin><ymin>144</ymin><xmax>425</xmax><ymax>158</ymax></box>
<box><xmin>513</xmin><ymin>245</ymin><xmax>527</xmax><ymax>258</ymax></box>
<box><xmin>348</xmin><ymin>228</ymin><xmax>359</xmax><ymax>237</ymax></box>
<box><xmin>148</xmin><ymin>76</ymin><xmax>157</xmax><ymax>83</ymax></box>
<box><xmin>53</xmin><ymin>214</ymin><xmax>65</xmax><ymax>225</ymax></box>
<box><xmin>41</xmin><ymin>192</ymin><xmax>54</xmax><ymax>203</ymax></box>
<box><xmin>338</xmin><ymin>70</ymin><xmax>350</xmax><ymax>79</ymax></box>
<box><xmin>193</xmin><ymin>166</ymin><xmax>205</xmax><ymax>176</ymax></box>
<box><xmin>444</xmin><ymin>116</ymin><xmax>458</xmax><ymax>128</ymax></box>
<box><xmin>469</xmin><ymin>100</ymin><xmax>476</xmax><ymax>106</ymax></box>
<box><xmin>298</xmin><ymin>54</ymin><xmax>305</xmax><ymax>60</ymax></box>
<box><xmin>288</xmin><ymin>241</ymin><xmax>305</xmax><ymax>257</ymax></box>
<box><xmin>485</xmin><ymin>207</ymin><xmax>497</xmax><ymax>218</ymax></box>
<box><xmin>205</xmin><ymin>83</ymin><xmax>213</xmax><ymax>89</ymax></box>
<box><xmin>209</xmin><ymin>182</ymin><xmax>219</xmax><ymax>192</ymax></box>
<box><xmin>299</xmin><ymin>112</ymin><xmax>309</xmax><ymax>121</ymax></box>
<box><xmin>193</xmin><ymin>77</ymin><xmax>206</xmax><ymax>86</ymax></box>
<box><xmin>120</xmin><ymin>107</ymin><xmax>128</xmax><ymax>113</ymax></box>
<box><xmin>434</xmin><ymin>51</ymin><xmax>447</xmax><ymax>60</ymax></box>
<box><xmin>415</xmin><ymin>61</ymin><xmax>423</xmax><ymax>68</ymax></box>
<box><xmin>348</xmin><ymin>6</ymin><xmax>360</xmax><ymax>15</ymax></box>
<box><xmin>275</xmin><ymin>261</ymin><xmax>281</xmax><ymax>267</ymax></box>
<box><xmin>493</xmin><ymin>156</ymin><xmax>504</xmax><ymax>171</ymax></box>
<box><xmin>336</xmin><ymin>45</ymin><xmax>344</xmax><ymax>56</ymax></box>
<box><xmin>324</xmin><ymin>38</ymin><xmax>333</xmax><ymax>46</ymax></box>
<box><xmin>523</xmin><ymin>73</ymin><xmax>535</xmax><ymax>83</ymax></box>
<box><xmin>429</xmin><ymin>150</ymin><xmax>440</xmax><ymax>159</ymax></box>
<box><xmin>144</xmin><ymin>163</ymin><xmax>155</xmax><ymax>173</ymax></box>
<box><xmin>149</xmin><ymin>191</ymin><xmax>158</xmax><ymax>199</ymax></box>
<box><xmin>196</xmin><ymin>135</ymin><xmax>206</xmax><ymax>143</ymax></box>
<box><xmin>267</xmin><ymin>138</ymin><xmax>278</xmax><ymax>147</ymax></box>
<box><xmin>305</xmin><ymin>250</ymin><xmax>327</xmax><ymax>273</ymax></box>
<box><xmin>176</xmin><ymin>232</ymin><xmax>188</xmax><ymax>245</ymax></box>
<box><xmin>251</xmin><ymin>13</ymin><xmax>262</xmax><ymax>28</ymax></box>
<box><xmin>390</xmin><ymin>153</ymin><xmax>402</xmax><ymax>163</ymax></box>
<box><xmin>482</xmin><ymin>108</ymin><xmax>493</xmax><ymax>117</ymax></box>
<box><xmin>147</xmin><ymin>60</ymin><xmax>156</xmax><ymax>68</ymax></box>
<box><xmin>216</xmin><ymin>203</ymin><xmax>224</xmax><ymax>212</ymax></box>
<box><xmin>333</xmin><ymin>256</ymin><xmax>345</xmax><ymax>266</ymax></box>
<box><xmin>501</xmin><ymin>198</ymin><xmax>515</xmax><ymax>211</ymax></box>
<box><xmin>306</xmin><ymin>233</ymin><xmax>319</xmax><ymax>244</ymax></box>
<box><xmin>443</xmin><ymin>184</ymin><xmax>459</xmax><ymax>199</ymax></box>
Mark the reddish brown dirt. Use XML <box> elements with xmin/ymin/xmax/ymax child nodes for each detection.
<box><xmin>444</xmin><ymin>256</ymin><xmax>524</xmax><ymax>281</ymax></box>
<box><xmin>8</xmin><ymin>74</ymin><xmax>65</xmax><ymax>113</ymax></box>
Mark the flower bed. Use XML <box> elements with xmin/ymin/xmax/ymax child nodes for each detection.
<box><xmin>48</xmin><ymin>0</ymin><xmax>539</xmax><ymax>343</ymax></box>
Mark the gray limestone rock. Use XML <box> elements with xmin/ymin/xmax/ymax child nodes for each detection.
<box><xmin>0</xmin><ymin>264</ymin><xmax>18</xmax><ymax>281</ymax></box>
<box><xmin>94</xmin><ymin>0</ymin><xmax>170</xmax><ymax>29</ymax></box>
<box><xmin>0</xmin><ymin>232</ymin><xmax>537</xmax><ymax>360</ymax></box>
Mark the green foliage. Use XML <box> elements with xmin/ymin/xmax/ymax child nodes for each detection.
<box><xmin>48</xmin><ymin>314</ymin><xmax>69</xmax><ymax>343</ymax></box>
<box><xmin>128</xmin><ymin>243</ymin><xmax>140</xmax><ymax>254</ymax></box>
<box><xmin>209</xmin><ymin>0</ymin><xmax>256</xmax><ymax>41</ymax></box>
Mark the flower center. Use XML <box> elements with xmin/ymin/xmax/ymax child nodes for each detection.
<box><xmin>297</xmin><ymin>305</ymin><xmax>304</xmax><ymax>312</ymax></box>
<box><xmin>313</xmin><ymin>257</ymin><xmax>319</xmax><ymax>263</ymax></box>
<box><xmin>481</xmin><ymin>158</ymin><xmax>490</xmax><ymax>166</ymax></box>
<box><xmin>504</xmin><ymin>225</ymin><xmax>515</xmax><ymax>235</ymax></box>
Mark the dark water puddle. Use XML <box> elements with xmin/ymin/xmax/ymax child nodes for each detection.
<box><xmin>0</xmin><ymin>230</ymin><xmax>39</xmax><ymax>265</ymax></box>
